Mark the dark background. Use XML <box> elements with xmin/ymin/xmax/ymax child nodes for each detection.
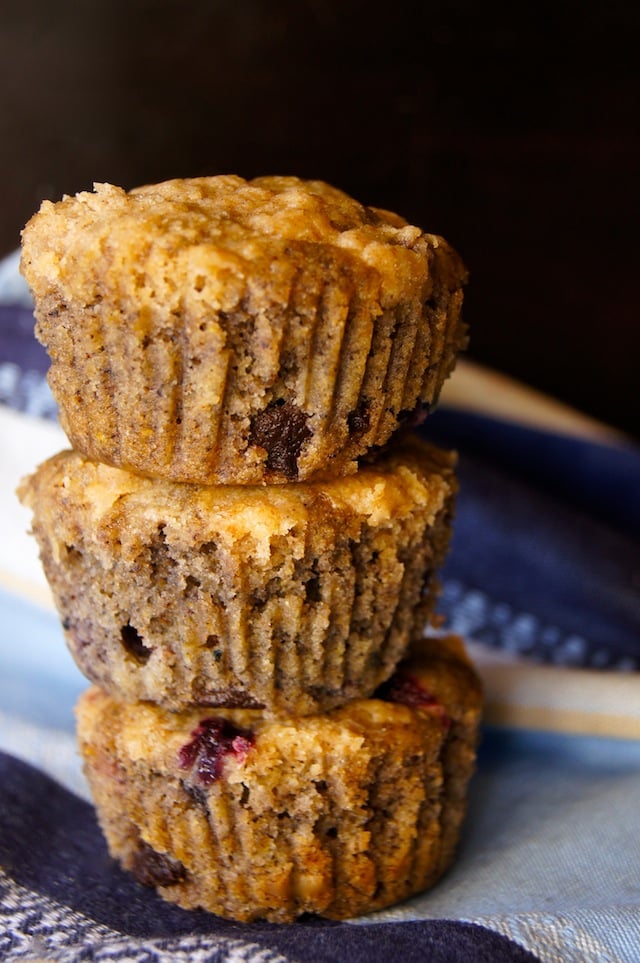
<box><xmin>1</xmin><ymin>1</ymin><xmax>638</xmax><ymax>436</ymax></box>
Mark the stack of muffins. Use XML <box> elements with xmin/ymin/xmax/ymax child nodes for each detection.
<box><xmin>18</xmin><ymin>175</ymin><xmax>482</xmax><ymax>922</ymax></box>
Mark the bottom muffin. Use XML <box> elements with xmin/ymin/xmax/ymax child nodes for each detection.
<box><xmin>76</xmin><ymin>636</ymin><xmax>482</xmax><ymax>923</ymax></box>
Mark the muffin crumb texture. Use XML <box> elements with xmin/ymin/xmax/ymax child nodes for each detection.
<box><xmin>19</xmin><ymin>438</ymin><xmax>456</xmax><ymax>716</ymax></box>
<box><xmin>19</xmin><ymin>172</ymin><xmax>476</xmax><ymax>924</ymax></box>
<box><xmin>76</xmin><ymin>636</ymin><xmax>481</xmax><ymax>922</ymax></box>
<box><xmin>20</xmin><ymin>175</ymin><xmax>467</xmax><ymax>484</ymax></box>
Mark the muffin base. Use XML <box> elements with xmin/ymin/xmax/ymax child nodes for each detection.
<box><xmin>76</xmin><ymin>635</ymin><xmax>482</xmax><ymax>922</ymax></box>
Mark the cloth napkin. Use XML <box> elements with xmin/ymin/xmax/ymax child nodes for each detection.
<box><xmin>1</xmin><ymin>254</ymin><xmax>639</xmax><ymax>962</ymax></box>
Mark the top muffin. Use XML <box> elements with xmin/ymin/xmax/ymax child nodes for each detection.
<box><xmin>21</xmin><ymin>175</ymin><xmax>467</xmax><ymax>484</ymax></box>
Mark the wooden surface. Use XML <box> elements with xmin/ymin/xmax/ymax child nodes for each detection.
<box><xmin>0</xmin><ymin>1</ymin><xmax>638</xmax><ymax>437</ymax></box>
<box><xmin>467</xmin><ymin>641</ymin><xmax>640</xmax><ymax>741</ymax></box>
<box><xmin>441</xmin><ymin>359</ymin><xmax>630</xmax><ymax>446</ymax></box>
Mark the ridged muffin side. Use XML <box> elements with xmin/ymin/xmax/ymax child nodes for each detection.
<box><xmin>19</xmin><ymin>436</ymin><xmax>456</xmax><ymax>716</ymax></box>
<box><xmin>76</xmin><ymin>635</ymin><xmax>482</xmax><ymax>922</ymax></box>
<box><xmin>21</xmin><ymin>175</ymin><xmax>467</xmax><ymax>484</ymax></box>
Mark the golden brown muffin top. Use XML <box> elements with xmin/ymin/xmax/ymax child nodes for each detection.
<box><xmin>18</xmin><ymin>437</ymin><xmax>455</xmax><ymax>563</ymax></box>
<box><xmin>76</xmin><ymin>633</ymin><xmax>481</xmax><ymax>791</ymax></box>
<box><xmin>21</xmin><ymin>175</ymin><xmax>462</xmax><ymax>313</ymax></box>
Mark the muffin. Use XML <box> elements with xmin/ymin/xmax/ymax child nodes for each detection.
<box><xmin>76</xmin><ymin>635</ymin><xmax>482</xmax><ymax>923</ymax></box>
<box><xmin>19</xmin><ymin>436</ymin><xmax>456</xmax><ymax>716</ymax></box>
<box><xmin>20</xmin><ymin>175</ymin><xmax>467</xmax><ymax>484</ymax></box>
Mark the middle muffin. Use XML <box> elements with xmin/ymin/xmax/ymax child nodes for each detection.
<box><xmin>20</xmin><ymin>435</ymin><xmax>455</xmax><ymax>717</ymax></box>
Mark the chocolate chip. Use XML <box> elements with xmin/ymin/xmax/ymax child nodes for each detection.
<box><xmin>347</xmin><ymin>400</ymin><xmax>371</xmax><ymax>439</ymax></box>
<box><xmin>120</xmin><ymin>624</ymin><xmax>152</xmax><ymax>664</ymax></box>
<box><xmin>191</xmin><ymin>685</ymin><xmax>265</xmax><ymax>709</ymax></box>
<box><xmin>249</xmin><ymin>399</ymin><xmax>311</xmax><ymax>478</ymax></box>
<box><xmin>397</xmin><ymin>401</ymin><xmax>431</xmax><ymax>429</ymax></box>
<box><xmin>304</xmin><ymin>575</ymin><xmax>322</xmax><ymax>603</ymax></box>
<box><xmin>131</xmin><ymin>840</ymin><xmax>186</xmax><ymax>888</ymax></box>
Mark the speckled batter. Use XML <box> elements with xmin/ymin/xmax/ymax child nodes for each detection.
<box><xmin>21</xmin><ymin>175</ymin><xmax>467</xmax><ymax>484</ymax></box>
